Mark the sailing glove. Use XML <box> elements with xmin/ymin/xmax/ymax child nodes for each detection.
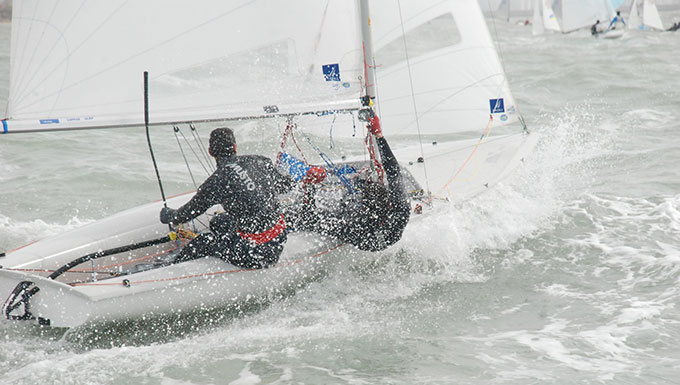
<box><xmin>160</xmin><ymin>207</ymin><xmax>177</xmax><ymax>224</ymax></box>
<box><xmin>302</xmin><ymin>166</ymin><xmax>326</xmax><ymax>184</ymax></box>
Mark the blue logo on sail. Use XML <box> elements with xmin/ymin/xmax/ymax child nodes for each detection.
<box><xmin>40</xmin><ymin>119</ymin><xmax>60</xmax><ymax>124</ymax></box>
<box><xmin>489</xmin><ymin>98</ymin><xmax>505</xmax><ymax>114</ymax></box>
<box><xmin>322</xmin><ymin>63</ymin><xmax>341</xmax><ymax>82</ymax></box>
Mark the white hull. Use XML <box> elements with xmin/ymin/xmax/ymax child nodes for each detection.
<box><xmin>1</xmin><ymin>193</ymin><xmax>347</xmax><ymax>328</ymax></box>
<box><xmin>598</xmin><ymin>29</ymin><xmax>625</xmax><ymax>39</ymax></box>
<box><xmin>1</xmin><ymin>132</ymin><xmax>538</xmax><ymax>328</ymax></box>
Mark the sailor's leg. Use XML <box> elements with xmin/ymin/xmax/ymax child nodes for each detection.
<box><xmin>174</xmin><ymin>233</ymin><xmax>217</xmax><ymax>263</ymax></box>
<box><xmin>227</xmin><ymin>232</ymin><xmax>287</xmax><ymax>269</ymax></box>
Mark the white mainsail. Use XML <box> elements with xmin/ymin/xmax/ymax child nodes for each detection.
<box><xmin>629</xmin><ymin>0</ymin><xmax>642</xmax><ymax>29</ymax></box>
<box><xmin>531</xmin><ymin>0</ymin><xmax>561</xmax><ymax>35</ymax></box>
<box><xmin>532</xmin><ymin>0</ymin><xmax>546</xmax><ymax>35</ymax></box>
<box><xmin>4</xmin><ymin>0</ymin><xmax>365</xmax><ymax>133</ymax></box>
<box><xmin>542</xmin><ymin>0</ymin><xmax>562</xmax><ymax>32</ymax></box>
<box><xmin>642</xmin><ymin>0</ymin><xmax>665</xmax><ymax>30</ymax></box>
<box><xmin>559</xmin><ymin>0</ymin><xmax>615</xmax><ymax>33</ymax></box>
<box><xmin>368</xmin><ymin>0</ymin><xmax>519</xmax><ymax>137</ymax></box>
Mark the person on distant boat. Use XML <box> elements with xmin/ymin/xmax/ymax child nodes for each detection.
<box><xmin>293</xmin><ymin>110</ymin><xmax>410</xmax><ymax>252</ymax></box>
<box><xmin>591</xmin><ymin>20</ymin><xmax>603</xmax><ymax>36</ymax></box>
<box><xmin>667</xmin><ymin>22</ymin><xmax>680</xmax><ymax>32</ymax></box>
<box><xmin>160</xmin><ymin>127</ymin><xmax>323</xmax><ymax>268</ymax></box>
<box><xmin>607</xmin><ymin>11</ymin><xmax>626</xmax><ymax>30</ymax></box>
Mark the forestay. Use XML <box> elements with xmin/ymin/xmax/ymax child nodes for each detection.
<box><xmin>3</xmin><ymin>0</ymin><xmax>364</xmax><ymax>133</ymax></box>
<box><xmin>368</xmin><ymin>0</ymin><xmax>519</xmax><ymax>136</ymax></box>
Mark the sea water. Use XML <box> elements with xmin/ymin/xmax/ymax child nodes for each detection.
<box><xmin>1</xmin><ymin>12</ymin><xmax>679</xmax><ymax>385</ymax></box>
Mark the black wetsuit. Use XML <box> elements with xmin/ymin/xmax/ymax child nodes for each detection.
<box><xmin>171</xmin><ymin>154</ymin><xmax>293</xmax><ymax>268</ymax></box>
<box><xmin>591</xmin><ymin>24</ymin><xmax>600</xmax><ymax>35</ymax></box>
<box><xmin>300</xmin><ymin>137</ymin><xmax>410</xmax><ymax>251</ymax></box>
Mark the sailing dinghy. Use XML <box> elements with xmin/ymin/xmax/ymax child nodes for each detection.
<box><xmin>1</xmin><ymin>0</ymin><xmax>537</xmax><ymax>328</ymax></box>
<box><xmin>629</xmin><ymin>0</ymin><xmax>665</xmax><ymax>31</ymax></box>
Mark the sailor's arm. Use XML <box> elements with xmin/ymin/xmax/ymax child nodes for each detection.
<box><xmin>160</xmin><ymin>176</ymin><xmax>218</xmax><ymax>225</ymax></box>
<box><xmin>369</xmin><ymin>116</ymin><xmax>408</xmax><ymax>206</ymax></box>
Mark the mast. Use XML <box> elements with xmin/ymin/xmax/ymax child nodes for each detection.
<box><xmin>359</xmin><ymin>0</ymin><xmax>378</xmax><ymax>105</ymax></box>
<box><xmin>359</xmin><ymin>0</ymin><xmax>383</xmax><ymax>181</ymax></box>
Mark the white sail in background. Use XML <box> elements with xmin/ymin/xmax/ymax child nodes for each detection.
<box><xmin>629</xmin><ymin>0</ymin><xmax>642</xmax><ymax>29</ymax></box>
<box><xmin>559</xmin><ymin>0</ymin><xmax>615</xmax><ymax>33</ymax></box>
<box><xmin>531</xmin><ymin>0</ymin><xmax>561</xmax><ymax>35</ymax></box>
<box><xmin>368</xmin><ymin>0</ymin><xmax>519</xmax><ymax>136</ymax></box>
<box><xmin>642</xmin><ymin>0</ymin><xmax>665</xmax><ymax>30</ymax></box>
<box><xmin>4</xmin><ymin>0</ymin><xmax>365</xmax><ymax>133</ymax></box>
<box><xmin>532</xmin><ymin>0</ymin><xmax>546</xmax><ymax>35</ymax></box>
<box><xmin>542</xmin><ymin>0</ymin><xmax>562</xmax><ymax>32</ymax></box>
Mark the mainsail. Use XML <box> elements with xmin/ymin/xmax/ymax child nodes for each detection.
<box><xmin>628</xmin><ymin>0</ymin><xmax>664</xmax><ymax>31</ymax></box>
<box><xmin>532</xmin><ymin>0</ymin><xmax>562</xmax><ymax>35</ymax></box>
<box><xmin>629</xmin><ymin>0</ymin><xmax>642</xmax><ymax>29</ymax></box>
<box><xmin>642</xmin><ymin>0</ymin><xmax>665</xmax><ymax>30</ymax></box>
<box><xmin>3</xmin><ymin>0</ymin><xmax>365</xmax><ymax>133</ymax></box>
<box><xmin>558</xmin><ymin>0</ymin><xmax>615</xmax><ymax>33</ymax></box>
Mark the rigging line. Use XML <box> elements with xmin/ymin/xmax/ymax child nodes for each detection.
<box><xmin>173</xmin><ymin>126</ymin><xmax>198</xmax><ymax>188</ymax></box>
<box><xmin>308</xmin><ymin>0</ymin><xmax>332</xmax><ymax>75</ymax></box>
<box><xmin>144</xmin><ymin>72</ymin><xmax>172</xmax><ymax>236</ymax></box>
<box><xmin>189</xmin><ymin>124</ymin><xmax>214</xmax><ymax>173</ymax></box>
<box><xmin>176</xmin><ymin>127</ymin><xmax>213</xmax><ymax>178</ymax></box>
<box><xmin>328</xmin><ymin>113</ymin><xmax>337</xmax><ymax>149</ymax></box>
<box><xmin>397</xmin><ymin>0</ymin><xmax>431</xmax><ymax>194</ymax></box>
<box><xmin>13</xmin><ymin>0</ymin><xmax>257</xmax><ymax>111</ymax></box>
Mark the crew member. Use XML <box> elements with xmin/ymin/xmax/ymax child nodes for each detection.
<box><xmin>160</xmin><ymin>127</ymin><xmax>322</xmax><ymax>268</ymax></box>
<box><xmin>608</xmin><ymin>11</ymin><xmax>626</xmax><ymax>30</ymax></box>
<box><xmin>591</xmin><ymin>20</ymin><xmax>602</xmax><ymax>35</ymax></box>
<box><xmin>295</xmin><ymin>110</ymin><xmax>410</xmax><ymax>251</ymax></box>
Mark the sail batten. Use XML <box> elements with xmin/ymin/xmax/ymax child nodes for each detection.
<box><xmin>4</xmin><ymin>0</ymin><xmax>365</xmax><ymax>133</ymax></box>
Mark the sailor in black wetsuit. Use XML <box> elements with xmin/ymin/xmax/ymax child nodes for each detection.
<box><xmin>297</xmin><ymin>110</ymin><xmax>410</xmax><ymax>251</ymax></box>
<box><xmin>160</xmin><ymin>127</ymin><xmax>298</xmax><ymax>268</ymax></box>
<box><xmin>591</xmin><ymin>20</ymin><xmax>602</xmax><ymax>36</ymax></box>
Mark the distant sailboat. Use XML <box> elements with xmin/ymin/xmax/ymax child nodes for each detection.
<box><xmin>629</xmin><ymin>0</ymin><xmax>665</xmax><ymax>31</ymax></box>
<box><xmin>532</xmin><ymin>0</ymin><xmax>562</xmax><ymax>35</ymax></box>
<box><xmin>559</xmin><ymin>0</ymin><xmax>616</xmax><ymax>33</ymax></box>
